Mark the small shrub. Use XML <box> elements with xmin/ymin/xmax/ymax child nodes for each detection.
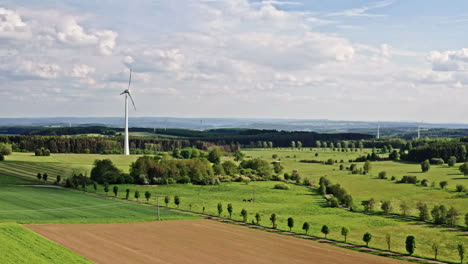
<box><xmin>456</xmin><ymin>184</ymin><xmax>466</xmax><ymax>192</ymax></box>
<box><xmin>430</xmin><ymin>158</ymin><xmax>444</xmax><ymax>165</ymax></box>
<box><xmin>378</xmin><ymin>171</ymin><xmax>387</xmax><ymax>179</ymax></box>
<box><xmin>274</xmin><ymin>183</ymin><xmax>289</xmax><ymax>190</ymax></box>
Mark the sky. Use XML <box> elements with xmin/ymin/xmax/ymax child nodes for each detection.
<box><xmin>1</xmin><ymin>0</ymin><xmax>468</xmax><ymax>123</ymax></box>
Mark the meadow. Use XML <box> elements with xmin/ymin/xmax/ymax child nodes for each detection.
<box><xmin>0</xmin><ymin>223</ymin><xmax>93</xmax><ymax>264</ymax></box>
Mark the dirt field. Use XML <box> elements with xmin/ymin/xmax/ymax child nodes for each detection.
<box><xmin>26</xmin><ymin>219</ymin><xmax>410</xmax><ymax>264</ymax></box>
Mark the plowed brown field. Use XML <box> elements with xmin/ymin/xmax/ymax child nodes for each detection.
<box><xmin>26</xmin><ymin>219</ymin><xmax>410</xmax><ymax>264</ymax></box>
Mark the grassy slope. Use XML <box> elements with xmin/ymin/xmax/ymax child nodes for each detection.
<box><xmin>0</xmin><ymin>223</ymin><xmax>93</xmax><ymax>264</ymax></box>
<box><xmin>0</xmin><ymin>185</ymin><xmax>196</xmax><ymax>223</ymax></box>
<box><xmin>96</xmin><ymin>182</ymin><xmax>467</xmax><ymax>263</ymax></box>
<box><xmin>0</xmin><ymin>152</ymin><xmax>142</xmax><ymax>183</ymax></box>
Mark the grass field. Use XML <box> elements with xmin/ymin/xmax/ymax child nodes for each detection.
<box><xmin>0</xmin><ymin>152</ymin><xmax>142</xmax><ymax>183</ymax></box>
<box><xmin>0</xmin><ymin>223</ymin><xmax>93</xmax><ymax>264</ymax></box>
<box><xmin>96</xmin><ymin>181</ymin><xmax>467</xmax><ymax>263</ymax></box>
<box><xmin>244</xmin><ymin>149</ymin><xmax>468</xmax><ymax>214</ymax></box>
<box><xmin>0</xmin><ymin>185</ymin><xmax>196</xmax><ymax>223</ymax></box>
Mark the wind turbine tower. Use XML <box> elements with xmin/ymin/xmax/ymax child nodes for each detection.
<box><xmin>417</xmin><ymin>121</ymin><xmax>423</xmax><ymax>139</ymax></box>
<box><xmin>120</xmin><ymin>69</ymin><xmax>136</xmax><ymax>156</ymax></box>
<box><xmin>377</xmin><ymin>123</ymin><xmax>380</xmax><ymax>139</ymax></box>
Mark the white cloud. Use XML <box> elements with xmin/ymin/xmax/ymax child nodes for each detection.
<box><xmin>427</xmin><ymin>48</ymin><xmax>468</xmax><ymax>71</ymax></box>
<box><xmin>0</xmin><ymin>8</ymin><xmax>30</xmax><ymax>39</ymax></box>
<box><xmin>71</xmin><ymin>64</ymin><xmax>95</xmax><ymax>78</ymax></box>
<box><xmin>327</xmin><ymin>0</ymin><xmax>394</xmax><ymax>18</ymax></box>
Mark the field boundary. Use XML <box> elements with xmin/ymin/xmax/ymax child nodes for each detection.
<box><xmin>73</xmin><ymin>187</ymin><xmax>454</xmax><ymax>264</ymax></box>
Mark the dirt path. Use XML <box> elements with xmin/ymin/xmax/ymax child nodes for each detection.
<box><xmin>26</xmin><ymin>219</ymin><xmax>412</xmax><ymax>264</ymax></box>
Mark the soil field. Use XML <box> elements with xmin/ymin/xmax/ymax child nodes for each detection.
<box><xmin>26</xmin><ymin>219</ymin><xmax>410</xmax><ymax>264</ymax></box>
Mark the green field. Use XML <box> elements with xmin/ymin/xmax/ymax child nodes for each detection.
<box><xmin>244</xmin><ymin>149</ymin><xmax>468</xmax><ymax>214</ymax></box>
<box><xmin>0</xmin><ymin>151</ymin><xmax>467</xmax><ymax>262</ymax></box>
<box><xmin>0</xmin><ymin>152</ymin><xmax>142</xmax><ymax>183</ymax></box>
<box><xmin>0</xmin><ymin>185</ymin><xmax>196</xmax><ymax>223</ymax></box>
<box><xmin>0</xmin><ymin>223</ymin><xmax>93</xmax><ymax>264</ymax></box>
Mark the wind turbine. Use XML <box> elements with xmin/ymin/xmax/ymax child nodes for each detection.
<box><xmin>120</xmin><ymin>69</ymin><xmax>136</xmax><ymax>155</ymax></box>
<box><xmin>377</xmin><ymin>122</ymin><xmax>381</xmax><ymax>139</ymax></box>
<box><xmin>417</xmin><ymin>120</ymin><xmax>423</xmax><ymax>139</ymax></box>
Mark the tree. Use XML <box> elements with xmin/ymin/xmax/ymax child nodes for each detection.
<box><xmin>164</xmin><ymin>196</ymin><xmax>170</xmax><ymax>206</ymax></box>
<box><xmin>448</xmin><ymin>156</ymin><xmax>457</xmax><ymax>167</ymax></box>
<box><xmin>217</xmin><ymin>203</ymin><xmax>223</xmax><ymax>216</ymax></box>
<box><xmin>93</xmin><ymin>181</ymin><xmax>97</xmax><ymax>191</ymax></box>
<box><xmin>405</xmin><ymin>236</ymin><xmax>416</xmax><ymax>255</ymax></box>
<box><xmin>273</xmin><ymin>162</ymin><xmax>284</xmax><ymax>174</ymax></box>
<box><xmin>381</xmin><ymin>201</ymin><xmax>392</xmax><ymax>214</ymax></box>
<box><xmin>363</xmin><ymin>161</ymin><xmax>372</xmax><ymax>173</ymax></box>
<box><xmin>145</xmin><ymin>191</ymin><xmax>151</xmax><ymax>202</ymax></box>
<box><xmin>56</xmin><ymin>175</ymin><xmax>61</xmax><ymax>184</ymax></box>
<box><xmin>363</xmin><ymin>232</ymin><xmax>372</xmax><ymax>247</ymax></box>
<box><xmin>362</xmin><ymin>198</ymin><xmax>376</xmax><ymax>213</ymax></box>
<box><xmin>227</xmin><ymin>203</ymin><xmax>233</xmax><ymax>219</ymax></box>
<box><xmin>234</xmin><ymin>150</ymin><xmax>245</xmax><ymax>162</ymax></box>
<box><xmin>172</xmin><ymin>148</ymin><xmax>181</xmax><ymax>158</ymax></box>
<box><xmin>459</xmin><ymin>162</ymin><xmax>468</xmax><ymax>176</ymax></box>
<box><xmin>113</xmin><ymin>186</ymin><xmax>119</xmax><ymax>197</ymax></box>
<box><xmin>241</xmin><ymin>209</ymin><xmax>248</xmax><ymax>222</ymax></box>
<box><xmin>385</xmin><ymin>234</ymin><xmax>391</xmax><ymax>251</ymax></box>
<box><xmin>104</xmin><ymin>183</ymin><xmax>109</xmax><ymax>195</ymax></box>
<box><xmin>291</xmin><ymin>141</ymin><xmax>296</xmax><ymax>149</ymax></box>
<box><xmin>42</xmin><ymin>173</ymin><xmax>48</xmax><ymax>183</ymax></box>
<box><xmin>432</xmin><ymin>205</ymin><xmax>448</xmax><ymax>225</ymax></box>
<box><xmin>432</xmin><ymin>242</ymin><xmax>440</xmax><ymax>260</ymax></box>
<box><xmin>297</xmin><ymin>141</ymin><xmax>303</xmax><ymax>149</ymax></box>
<box><xmin>126</xmin><ymin>188</ymin><xmax>130</xmax><ymax>199</ymax></box>
<box><xmin>439</xmin><ymin>181</ymin><xmax>448</xmax><ymax>189</ymax></box>
<box><xmin>134</xmin><ymin>190</ymin><xmax>140</xmax><ymax>201</ymax></box>
<box><xmin>400</xmin><ymin>202</ymin><xmax>410</xmax><ymax>216</ymax></box>
<box><xmin>315</xmin><ymin>140</ymin><xmax>321</xmax><ymax>148</ymax></box>
<box><xmin>208</xmin><ymin>147</ymin><xmax>223</xmax><ymax>164</ymax></box>
<box><xmin>287</xmin><ymin>217</ymin><xmax>294</xmax><ymax>231</ymax></box>
<box><xmin>416</xmin><ymin>202</ymin><xmax>430</xmax><ymax>221</ymax></box>
<box><xmin>465</xmin><ymin>212</ymin><xmax>468</xmax><ymax>228</ymax></box>
<box><xmin>421</xmin><ymin>159</ymin><xmax>431</xmax><ymax>172</ymax></box>
<box><xmin>447</xmin><ymin>207</ymin><xmax>460</xmax><ymax>227</ymax></box>
<box><xmin>91</xmin><ymin>159</ymin><xmax>123</xmax><ymax>184</ymax></box>
<box><xmin>0</xmin><ymin>143</ymin><xmax>12</xmax><ymax>156</ymax></box>
<box><xmin>341</xmin><ymin>227</ymin><xmax>350</xmax><ymax>242</ymax></box>
<box><xmin>302</xmin><ymin>222</ymin><xmax>310</xmax><ymax>234</ymax></box>
<box><xmin>458</xmin><ymin>244</ymin><xmax>465</xmax><ymax>264</ymax></box>
<box><xmin>321</xmin><ymin>225</ymin><xmax>330</xmax><ymax>238</ymax></box>
<box><xmin>255</xmin><ymin>212</ymin><xmax>261</xmax><ymax>225</ymax></box>
<box><xmin>174</xmin><ymin>195</ymin><xmax>180</xmax><ymax>208</ymax></box>
<box><xmin>266</xmin><ymin>213</ymin><xmax>276</xmax><ymax>228</ymax></box>
<box><xmin>36</xmin><ymin>173</ymin><xmax>42</xmax><ymax>181</ymax></box>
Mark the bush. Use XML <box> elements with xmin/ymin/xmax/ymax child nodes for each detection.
<box><xmin>430</xmin><ymin>158</ymin><xmax>444</xmax><ymax>165</ymax></box>
<box><xmin>0</xmin><ymin>155</ymin><xmax>4</xmax><ymax>161</ymax></box>
<box><xmin>274</xmin><ymin>183</ymin><xmax>289</xmax><ymax>190</ymax></box>
<box><xmin>378</xmin><ymin>171</ymin><xmax>387</xmax><ymax>179</ymax></box>
<box><xmin>398</xmin><ymin>176</ymin><xmax>418</xmax><ymax>184</ymax></box>
<box><xmin>456</xmin><ymin>184</ymin><xmax>466</xmax><ymax>192</ymax></box>
<box><xmin>325</xmin><ymin>159</ymin><xmax>334</xmax><ymax>165</ymax></box>
<box><xmin>421</xmin><ymin>179</ymin><xmax>429</xmax><ymax>187</ymax></box>
<box><xmin>448</xmin><ymin>156</ymin><xmax>457</xmax><ymax>167</ymax></box>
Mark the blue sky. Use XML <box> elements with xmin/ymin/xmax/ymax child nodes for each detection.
<box><xmin>1</xmin><ymin>0</ymin><xmax>468</xmax><ymax>122</ymax></box>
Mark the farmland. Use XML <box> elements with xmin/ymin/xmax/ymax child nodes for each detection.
<box><xmin>26</xmin><ymin>219</ymin><xmax>410</xmax><ymax>264</ymax></box>
<box><xmin>0</xmin><ymin>150</ymin><xmax>467</xmax><ymax>263</ymax></box>
<box><xmin>0</xmin><ymin>185</ymin><xmax>196</xmax><ymax>223</ymax></box>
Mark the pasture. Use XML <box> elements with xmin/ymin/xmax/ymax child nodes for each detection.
<box><xmin>26</xmin><ymin>219</ymin><xmax>410</xmax><ymax>264</ymax></box>
<box><xmin>244</xmin><ymin>149</ymin><xmax>468</xmax><ymax>214</ymax></box>
<box><xmin>0</xmin><ymin>223</ymin><xmax>92</xmax><ymax>264</ymax></box>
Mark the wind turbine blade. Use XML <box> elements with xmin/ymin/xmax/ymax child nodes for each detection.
<box><xmin>128</xmin><ymin>68</ymin><xmax>132</xmax><ymax>90</ymax></box>
<box><xmin>128</xmin><ymin>92</ymin><xmax>136</xmax><ymax>110</ymax></box>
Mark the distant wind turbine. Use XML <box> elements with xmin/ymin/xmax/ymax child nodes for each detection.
<box><xmin>120</xmin><ymin>69</ymin><xmax>136</xmax><ymax>155</ymax></box>
<box><xmin>417</xmin><ymin>120</ymin><xmax>423</xmax><ymax>139</ymax></box>
<box><xmin>377</xmin><ymin>122</ymin><xmax>380</xmax><ymax>139</ymax></box>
